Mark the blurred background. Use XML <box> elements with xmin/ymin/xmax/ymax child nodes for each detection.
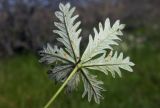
<box><xmin>0</xmin><ymin>0</ymin><xmax>160</xmax><ymax>108</ymax></box>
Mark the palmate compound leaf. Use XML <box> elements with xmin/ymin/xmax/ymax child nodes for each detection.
<box><xmin>39</xmin><ymin>2</ymin><xmax>134</xmax><ymax>105</ymax></box>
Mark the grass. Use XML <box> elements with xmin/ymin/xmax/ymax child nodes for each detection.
<box><xmin>0</xmin><ymin>38</ymin><xmax>160</xmax><ymax>108</ymax></box>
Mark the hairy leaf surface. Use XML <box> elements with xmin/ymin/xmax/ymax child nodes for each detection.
<box><xmin>81</xmin><ymin>68</ymin><xmax>105</xmax><ymax>104</ymax></box>
<box><xmin>39</xmin><ymin>2</ymin><xmax>134</xmax><ymax>104</ymax></box>
<box><xmin>82</xmin><ymin>51</ymin><xmax>135</xmax><ymax>78</ymax></box>
<box><xmin>81</xmin><ymin>19</ymin><xmax>125</xmax><ymax>63</ymax></box>
<box><xmin>54</xmin><ymin>3</ymin><xmax>82</xmax><ymax>62</ymax></box>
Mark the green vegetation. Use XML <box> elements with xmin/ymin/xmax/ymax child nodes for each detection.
<box><xmin>0</xmin><ymin>43</ymin><xmax>160</xmax><ymax>108</ymax></box>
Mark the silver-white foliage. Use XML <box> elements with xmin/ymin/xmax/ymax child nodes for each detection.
<box><xmin>39</xmin><ymin>43</ymin><xmax>74</xmax><ymax>64</ymax></box>
<box><xmin>54</xmin><ymin>3</ymin><xmax>82</xmax><ymax>63</ymax></box>
<box><xmin>81</xmin><ymin>18</ymin><xmax>125</xmax><ymax>62</ymax></box>
<box><xmin>82</xmin><ymin>51</ymin><xmax>134</xmax><ymax>78</ymax></box>
<box><xmin>48</xmin><ymin>65</ymin><xmax>73</xmax><ymax>82</ymax></box>
<box><xmin>66</xmin><ymin>72</ymin><xmax>80</xmax><ymax>92</ymax></box>
<box><xmin>81</xmin><ymin>68</ymin><xmax>105</xmax><ymax>104</ymax></box>
<box><xmin>39</xmin><ymin>2</ymin><xmax>134</xmax><ymax>104</ymax></box>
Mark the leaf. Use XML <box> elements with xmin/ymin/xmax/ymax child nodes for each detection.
<box><xmin>48</xmin><ymin>65</ymin><xmax>73</xmax><ymax>82</ymax></box>
<box><xmin>81</xmin><ymin>18</ymin><xmax>125</xmax><ymax>63</ymax></box>
<box><xmin>39</xmin><ymin>43</ymin><xmax>75</xmax><ymax>64</ymax></box>
<box><xmin>39</xmin><ymin>2</ymin><xmax>135</xmax><ymax>105</ymax></box>
<box><xmin>81</xmin><ymin>68</ymin><xmax>105</xmax><ymax>104</ymax></box>
<box><xmin>82</xmin><ymin>54</ymin><xmax>108</xmax><ymax>75</ymax></box>
<box><xmin>104</xmin><ymin>51</ymin><xmax>135</xmax><ymax>77</ymax></box>
<box><xmin>53</xmin><ymin>3</ymin><xmax>82</xmax><ymax>63</ymax></box>
<box><xmin>39</xmin><ymin>3</ymin><xmax>82</xmax><ymax>93</ymax></box>
<box><xmin>48</xmin><ymin>64</ymin><xmax>80</xmax><ymax>93</ymax></box>
<box><xmin>66</xmin><ymin>72</ymin><xmax>80</xmax><ymax>92</ymax></box>
<box><xmin>82</xmin><ymin>51</ymin><xmax>135</xmax><ymax>78</ymax></box>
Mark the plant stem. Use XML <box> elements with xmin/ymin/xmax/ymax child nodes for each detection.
<box><xmin>44</xmin><ymin>64</ymin><xmax>80</xmax><ymax>108</ymax></box>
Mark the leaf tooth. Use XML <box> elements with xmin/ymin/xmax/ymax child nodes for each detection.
<box><xmin>118</xmin><ymin>52</ymin><xmax>123</xmax><ymax>60</ymax></box>
<box><xmin>73</xmin><ymin>21</ymin><xmax>81</xmax><ymax>31</ymax></box>
<box><xmin>76</xmin><ymin>29</ymin><xmax>82</xmax><ymax>37</ymax></box>
<box><xmin>99</xmin><ymin>22</ymin><xmax>103</xmax><ymax>32</ymax></box>
<box><xmin>124</xmin><ymin>57</ymin><xmax>135</xmax><ymax>66</ymax></box>
<box><xmin>110</xmin><ymin>69</ymin><xmax>116</xmax><ymax>78</ymax></box>
<box><xmin>93</xmin><ymin>27</ymin><xmax>98</xmax><ymax>36</ymax></box>
<box><xmin>59</xmin><ymin>3</ymin><xmax>64</xmax><ymax>11</ymax></box>
<box><xmin>82</xmin><ymin>91</ymin><xmax>87</xmax><ymax>98</ymax></box>
<box><xmin>112</xmin><ymin>20</ymin><xmax>120</xmax><ymax>30</ymax></box>
<box><xmin>115</xmin><ymin>67</ymin><xmax>122</xmax><ymax>77</ymax></box>
<box><xmin>92</xmin><ymin>84</ymin><xmax>104</xmax><ymax>90</ymax></box>
<box><xmin>54</xmin><ymin>22</ymin><xmax>65</xmax><ymax>31</ymax></box>
<box><xmin>88</xmin><ymin>87</ymin><xmax>92</xmax><ymax>102</ymax></box>
<box><xmin>120</xmin><ymin>65</ymin><xmax>133</xmax><ymax>72</ymax></box>
<box><xmin>130</xmin><ymin>62</ymin><xmax>135</xmax><ymax>66</ymax></box>
<box><xmin>94</xmin><ymin>94</ymin><xmax>100</xmax><ymax>104</ymax></box>
<box><xmin>104</xmin><ymin>18</ymin><xmax>111</xmax><ymax>29</ymax></box>
<box><xmin>65</xmin><ymin>2</ymin><xmax>71</xmax><ymax>10</ymax></box>
<box><xmin>55</xmin><ymin>11</ymin><xmax>63</xmax><ymax>22</ymax></box>
<box><xmin>116</xmin><ymin>30</ymin><xmax>123</xmax><ymax>36</ymax></box>
<box><xmin>71</xmin><ymin>15</ymin><xmax>79</xmax><ymax>22</ymax></box>
<box><xmin>124</xmin><ymin>56</ymin><xmax>130</xmax><ymax>62</ymax></box>
<box><xmin>113</xmin><ymin>51</ymin><xmax>118</xmax><ymax>58</ymax></box>
<box><xmin>119</xmin><ymin>24</ymin><xmax>125</xmax><ymax>30</ymax></box>
<box><xmin>57</xmin><ymin>38</ymin><xmax>70</xmax><ymax>48</ymax></box>
<box><xmin>68</xmin><ymin>7</ymin><xmax>76</xmax><ymax>17</ymax></box>
<box><xmin>82</xmin><ymin>84</ymin><xmax>87</xmax><ymax>98</ymax></box>
<box><xmin>53</xmin><ymin>30</ymin><xmax>67</xmax><ymax>39</ymax></box>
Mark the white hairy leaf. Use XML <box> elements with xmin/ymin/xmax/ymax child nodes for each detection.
<box><xmin>81</xmin><ymin>18</ymin><xmax>125</xmax><ymax>63</ymax></box>
<box><xmin>48</xmin><ymin>64</ymin><xmax>80</xmax><ymax>91</ymax></box>
<box><xmin>39</xmin><ymin>2</ymin><xmax>134</xmax><ymax>104</ymax></box>
<box><xmin>39</xmin><ymin>43</ymin><xmax>74</xmax><ymax>63</ymax></box>
<box><xmin>66</xmin><ymin>72</ymin><xmax>80</xmax><ymax>92</ymax></box>
<box><xmin>48</xmin><ymin>65</ymin><xmax>73</xmax><ymax>82</ymax></box>
<box><xmin>81</xmin><ymin>68</ymin><xmax>105</xmax><ymax>104</ymax></box>
<box><xmin>53</xmin><ymin>3</ymin><xmax>82</xmax><ymax>63</ymax></box>
<box><xmin>82</xmin><ymin>51</ymin><xmax>135</xmax><ymax>78</ymax></box>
